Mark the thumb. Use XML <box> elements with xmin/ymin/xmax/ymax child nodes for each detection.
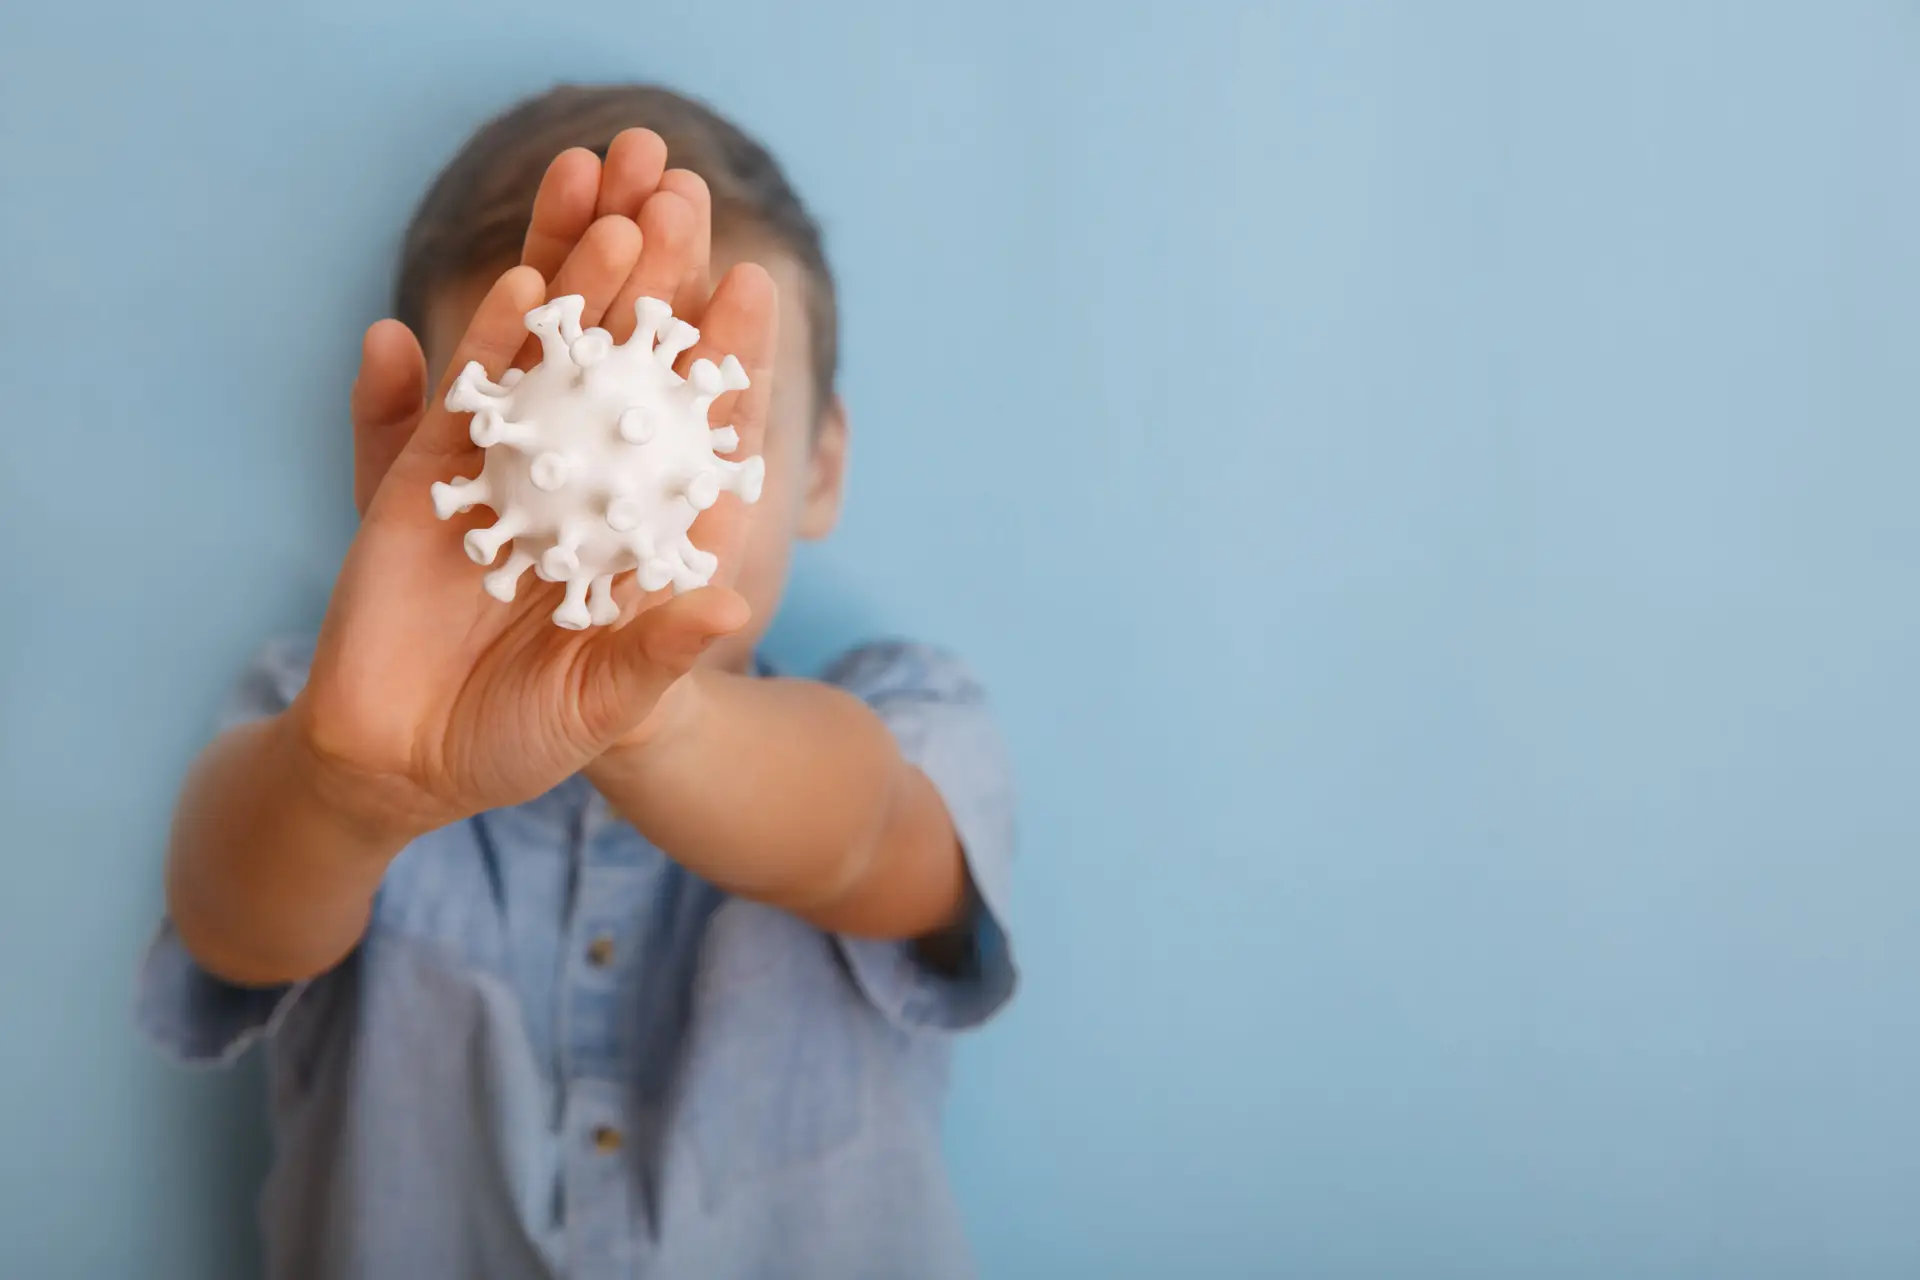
<box><xmin>577</xmin><ymin>586</ymin><xmax>753</xmax><ymax>741</ymax></box>
<box><xmin>350</xmin><ymin>319</ymin><xmax>428</xmax><ymax>516</ymax></box>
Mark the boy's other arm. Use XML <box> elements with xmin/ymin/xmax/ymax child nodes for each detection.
<box><xmin>165</xmin><ymin>705</ymin><xmax>420</xmax><ymax>988</ymax></box>
<box><xmin>583</xmin><ymin>669</ymin><xmax>970</xmax><ymax>940</ymax></box>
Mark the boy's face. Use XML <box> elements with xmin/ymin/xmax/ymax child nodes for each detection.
<box><xmin>421</xmin><ymin>239</ymin><xmax>848</xmax><ymax>673</ymax></box>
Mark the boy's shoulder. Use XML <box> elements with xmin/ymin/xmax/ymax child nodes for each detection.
<box><xmin>816</xmin><ymin>639</ymin><xmax>991</xmax><ymax>707</ymax></box>
<box><xmin>219</xmin><ymin>635</ymin><xmax>318</xmax><ymax>726</ymax></box>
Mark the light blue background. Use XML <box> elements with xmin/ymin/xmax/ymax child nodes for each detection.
<box><xmin>3</xmin><ymin>2</ymin><xmax>1917</xmax><ymax>1276</ymax></box>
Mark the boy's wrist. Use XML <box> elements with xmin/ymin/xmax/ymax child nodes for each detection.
<box><xmin>278</xmin><ymin>696</ymin><xmax>441</xmax><ymax>857</ymax></box>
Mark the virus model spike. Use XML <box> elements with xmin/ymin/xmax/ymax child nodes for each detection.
<box><xmin>431</xmin><ymin>293</ymin><xmax>763</xmax><ymax>629</ymax></box>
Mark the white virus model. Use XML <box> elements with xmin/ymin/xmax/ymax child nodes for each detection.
<box><xmin>431</xmin><ymin>293</ymin><xmax>764</xmax><ymax>629</ymax></box>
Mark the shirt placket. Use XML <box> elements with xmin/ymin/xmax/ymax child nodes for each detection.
<box><xmin>557</xmin><ymin>788</ymin><xmax>664</xmax><ymax>1277</ymax></box>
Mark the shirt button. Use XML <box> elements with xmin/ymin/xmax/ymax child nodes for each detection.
<box><xmin>591</xmin><ymin>1125</ymin><xmax>623</xmax><ymax>1154</ymax></box>
<box><xmin>585</xmin><ymin>936</ymin><xmax>615</xmax><ymax>968</ymax></box>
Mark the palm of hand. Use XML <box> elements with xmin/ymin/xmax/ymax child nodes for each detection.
<box><xmin>298</xmin><ymin>134</ymin><xmax>776</xmax><ymax>826</ymax></box>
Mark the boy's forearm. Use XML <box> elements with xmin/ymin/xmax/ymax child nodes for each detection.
<box><xmin>165</xmin><ymin>707</ymin><xmax>411</xmax><ymax>987</ymax></box>
<box><xmin>584</xmin><ymin>670</ymin><xmax>969</xmax><ymax>940</ymax></box>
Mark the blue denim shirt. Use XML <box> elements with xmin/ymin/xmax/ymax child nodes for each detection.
<box><xmin>136</xmin><ymin>638</ymin><xmax>1016</xmax><ymax>1279</ymax></box>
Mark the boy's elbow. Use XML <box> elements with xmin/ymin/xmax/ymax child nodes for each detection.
<box><xmin>798</xmin><ymin>765</ymin><xmax>970</xmax><ymax>941</ymax></box>
<box><xmin>164</xmin><ymin>839</ymin><xmax>367</xmax><ymax>989</ymax></box>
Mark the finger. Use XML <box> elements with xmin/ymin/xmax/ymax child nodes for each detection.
<box><xmin>543</xmin><ymin>214</ymin><xmax>643</xmax><ymax>333</ymax></box>
<box><xmin>399</xmin><ymin>265</ymin><xmax>547</xmax><ymax>466</ymax></box>
<box><xmin>657</xmin><ymin>169</ymin><xmax>713</xmax><ymax>321</ymax></box>
<box><xmin>594</xmin><ymin>128</ymin><xmax>669</xmax><ymax>219</ymax></box>
<box><xmin>350</xmin><ymin>319</ymin><xmax>428</xmax><ymax>515</ymax></box>
<box><xmin>676</xmin><ymin>263</ymin><xmax>778</xmax><ymax>583</ymax></box>
<box><xmin>681</xmin><ymin>261</ymin><xmax>779</xmax><ymax>451</ymax></box>
<box><xmin>602</xmin><ymin>190</ymin><xmax>696</xmax><ymax>344</ymax></box>
<box><xmin>521</xmin><ymin>148</ymin><xmax>602</xmax><ymax>280</ymax></box>
<box><xmin>576</xmin><ymin>586</ymin><xmax>752</xmax><ymax>740</ymax></box>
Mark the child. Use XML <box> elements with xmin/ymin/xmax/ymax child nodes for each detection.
<box><xmin>138</xmin><ymin>84</ymin><xmax>1016</xmax><ymax>1280</ymax></box>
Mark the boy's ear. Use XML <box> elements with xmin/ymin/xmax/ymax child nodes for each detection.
<box><xmin>797</xmin><ymin>394</ymin><xmax>849</xmax><ymax>541</ymax></box>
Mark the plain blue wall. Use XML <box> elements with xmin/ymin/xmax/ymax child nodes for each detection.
<box><xmin>3</xmin><ymin>2</ymin><xmax>1917</xmax><ymax>1276</ymax></box>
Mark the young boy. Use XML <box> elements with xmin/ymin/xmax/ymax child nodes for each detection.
<box><xmin>138</xmin><ymin>84</ymin><xmax>1016</xmax><ymax>1280</ymax></box>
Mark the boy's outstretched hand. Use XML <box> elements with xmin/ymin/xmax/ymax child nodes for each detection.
<box><xmin>306</xmin><ymin>135</ymin><xmax>777</xmax><ymax>838</ymax></box>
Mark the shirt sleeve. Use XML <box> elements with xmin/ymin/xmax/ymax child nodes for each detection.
<box><xmin>134</xmin><ymin>637</ymin><xmax>321</xmax><ymax>1066</ymax></box>
<box><xmin>821</xmin><ymin>642</ymin><xmax>1018</xmax><ymax>1033</ymax></box>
